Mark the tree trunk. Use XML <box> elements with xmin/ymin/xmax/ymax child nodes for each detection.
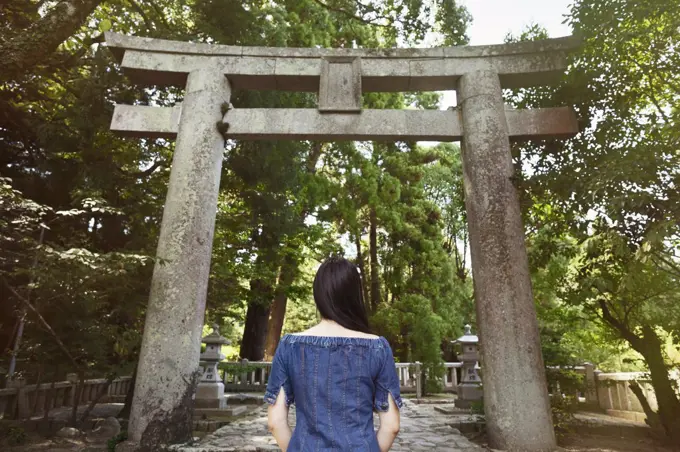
<box><xmin>240</xmin><ymin>299</ymin><xmax>271</xmax><ymax>361</ymax></box>
<box><xmin>599</xmin><ymin>302</ymin><xmax>680</xmax><ymax>444</ymax></box>
<box><xmin>43</xmin><ymin>366</ymin><xmax>60</xmax><ymax>421</ymax></box>
<box><xmin>263</xmin><ymin>292</ymin><xmax>287</xmax><ymax>360</ymax></box>
<box><xmin>354</xmin><ymin>231</ymin><xmax>370</xmax><ymax>307</ymax></box>
<box><xmin>369</xmin><ymin>207</ymin><xmax>381</xmax><ymax>312</ymax></box>
<box><xmin>241</xmin><ymin>258</ymin><xmax>277</xmax><ymax>361</ymax></box>
<box><xmin>262</xmin><ymin>143</ymin><xmax>324</xmax><ymax>359</ymax></box>
<box><xmin>31</xmin><ymin>367</ymin><xmax>44</xmax><ymax>417</ymax></box>
<box><xmin>635</xmin><ymin>327</ymin><xmax>680</xmax><ymax>443</ymax></box>
<box><xmin>0</xmin><ymin>0</ymin><xmax>104</xmax><ymax>80</ymax></box>
<box><xmin>100</xmin><ymin>214</ymin><xmax>128</xmax><ymax>252</ymax></box>
<box><xmin>264</xmin><ymin>256</ymin><xmax>298</xmax><ymax>359</ymax></box>
<box><xmin>629</xmin><ymin>382</ymin><xmax>661</xmax><ymax>429</ymax></box>
<box><xmin>239</xmin><ymin>223</ymin><xmax>278</xmax><ymax>362</ymax></box>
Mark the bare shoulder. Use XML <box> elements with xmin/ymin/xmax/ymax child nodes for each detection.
<box><xmin>352</xmin><ymin>331</ymin><xmax>380</xmax><ymax>339</ymax></box>
<box><xmin>291</xmin><ymin>324</ymin><xmax>380</xmax><ymax>339</ymax></box>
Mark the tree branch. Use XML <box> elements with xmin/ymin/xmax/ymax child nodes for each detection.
<box><xmin>598</xmin><ymin>298</ymin><xmax>642</xmax><ymax>350</ymax></box>
<box><xmin>117</xmin><ymin>159</ymin><xmax>163</xmax><ymax>178</ymax></box>
<box><xmin>651</xmin><ymin>251</ymin><xmax>680</xmax><ymax>278</ymax></box>
<box><xmin>0</xmin><ymin>0</ymin><xmax>105</xmax><ymax>80</ymax></box>
<box><xmin>1</xmin><ymin>276</ymin><xmax>82</xmax><ymax>372</ymax></box>
<box><xmin>306</xmin><ymin>142</ymin><xmax>326</xmax><ymax>174</ymax></box>
<box><xmin>311</xmin><ymin>0</ymin><xmax>390</xmax><ymax>28</ymax></box>
<box><xmin>126</xmin><ymin>0</ymin><xmax>154</xmax><ymax>32</ymax></box>
<box><xmin>627</xmin><ymin>55</ymin><xmax>672</xmax><ymax>123</ymax></box>
<box><xmin>78</xmin><ymin>374</ymin><xmax>115</xmax><ymax>425</ymax></box>
<box><xmin>148</xmin><ymin>2</ymin><xmax>170</xmax><ymax>30</ymax></box>
<box><xmin>629</xmin><ymin>381</ymin><xmax>661</xmax><ymax>428</ymax></box>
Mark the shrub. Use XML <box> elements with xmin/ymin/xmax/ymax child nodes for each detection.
<box><xmin>107</xmin><ymin>430</ymin><xmax>128</xmax><ymax>452</ymax></box>
<box><xmin>7</xmin><ymin>426</ymin><xmax>28</xmax><ymax>446</ymax></box>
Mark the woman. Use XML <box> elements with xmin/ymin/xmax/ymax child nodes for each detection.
<box><xmin>265</xmin><ymin>257</ymin><xmax>402</xmax><ymax>452</ymax></box>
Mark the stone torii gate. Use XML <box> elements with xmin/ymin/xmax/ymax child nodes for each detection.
<box><xmin>105</xmin><ymin>32</ymin><xmax>578</xmax><ymax>451</ymax></box>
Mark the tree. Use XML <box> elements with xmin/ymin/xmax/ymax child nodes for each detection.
<box><xmin>318</xmin><ymin>128</ymin><xmax>471</xmax><ymax>383</ymax></box>
<box><xmin>0</xmin><ymin>0</ymin><xmax>105</xmax><ymax>80</ymax></box>
<box><xmin>504</xmin><ymin>1</ymin><xmax>680</xmax><ymax>440</ymax></box>
<box><xmin>1</xmin><ymin>0</ymin><xmax>195</xmax><ymax>389</ymax></box>
<box><xmin>564</xmin><ymin>229</ymin><xmax>680</xmax><ymax>439</ymax></box>
<box><xmin>193</xmin><ymin>0</ymin><xmax>472</xmax><ymax>361</ymax></box>
<box><xmin>263</xmin><ymin>142</ymin><xmax>327</xmax><ymax>359</ymax></box>
<box><xmin>422</xmin><ymin>143</ymin><xmax>471</xmax><ymax>284</ymax></box>
<box><xmin>0</xmin><ymin>177</ymin><xmax>149</xmax><ymax>403</ymax></box>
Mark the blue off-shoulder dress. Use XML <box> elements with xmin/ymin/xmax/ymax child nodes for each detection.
<box><xmin>264</xmin><ymin>334</ymin><xmax>403</xmax><ymax>452</ymax></box>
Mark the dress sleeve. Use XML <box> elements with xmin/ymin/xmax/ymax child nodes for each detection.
<box><xmin>264</xmin><ymin>339</ymin><xmax>295</xmax><ymax>406</ymax></box>
<box><xmin>374</xmin><ymin>338</ymin><xmax>403</xmax><ymax>412</ymax></box>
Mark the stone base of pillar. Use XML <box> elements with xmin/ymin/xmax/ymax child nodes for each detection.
<box><xmin>195</xmin><ymin>382</ymin><xmax>227</xmax><ymax>409</ymax></box>
<box><xmin>455</xmin><ymin>383</ymin><xmax>483</xmax><ymax>409</ymax></box>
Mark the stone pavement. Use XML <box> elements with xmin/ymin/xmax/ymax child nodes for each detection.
<box><xmin>177</xmin><ymin>400</ymin><xmax>487</xmax><ymax>452</ymax></box>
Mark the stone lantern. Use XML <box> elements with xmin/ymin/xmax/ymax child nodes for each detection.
<box><xmin>454</xmin><ymin>324</ymin><xmax>483</xmax><ymax>408</ymax></box>
<box><xmin>195</xmin><ymin>324</ymin><xmax>230</xmax><ymax>409</ymax></box>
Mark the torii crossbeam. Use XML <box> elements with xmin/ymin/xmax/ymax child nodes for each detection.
<box><xmin>105</xmin><ymin>32</ymin><xmax>579</xmax><ymax>452</ymax></box>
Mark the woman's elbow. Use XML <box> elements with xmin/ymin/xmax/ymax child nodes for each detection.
<box><xmin>268</xmin><ymin>416</ymin><xmax>287</xmax><ymax>433</ymax></box>
<box><xmin>382</xmin><ymin>418</ymin><xmax>400</xmax><ymax>435</ymax></box>
<box><xmin>267</xmin><ymin>419</ymin><xmax>280</xmax><ymax>433</ymax></box>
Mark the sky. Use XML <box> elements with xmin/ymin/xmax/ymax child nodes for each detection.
<box><xmin>438</xmin><ymin>0</ymin><xmax>573</xmax><ymax>109</ymax></box>
<box><xmin>460</xmin><ymin>0</ymin><xmax>572</xmax><ymax>45</ymax></box>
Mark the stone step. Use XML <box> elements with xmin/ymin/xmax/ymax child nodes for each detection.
<box><xmin>195</xmin><ymin>405</ymin><xmax>248</xmax><ymax>419</ymax></box>
<box><xmin>434</xmin><ymin>406</ymin><xmax>469</xmax><ymax>415</ymax></box>
<box><xmin>192</xmin><ymin>405</ymin><xmax>252</xmax><ymax>433</ymax></box>
<box><xmin>225</xmin><ymin>394</ymin><xmax>264</xmax><ymax>405</ymax></box>
<box><xmin>411</xmin><ymin>398</ymin><xmax>458</xmax><ymax>405</ymax></box>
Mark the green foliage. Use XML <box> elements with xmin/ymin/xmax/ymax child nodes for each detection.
<box><xmin>322</xmin><ymin>137</ymin><xmax>471</xmax><ymax>371</ymax></box>
<box><xmin>218</xmin><ymin>361</ymin><xmax>269</xmax><ymax>377</ymax></box>
<box><xmin>550</xmin><ymin>395</ymin><xmax>578</xmax><ymax>436</ymax></box>
<box><xmin>506</xmin><ymin>1</ymin><xmax>680</xmax><ymax>438</ymax></box>
<box><xmin>107</xmin><ymin>431</ymin><xmax>128</xmax><ymax>452</ymax></box>
<box><xmin>281</xmin><ymin>259</ymin><xmax>320</xmax><ymax>334</ymax></box>
<box><xmin>423</xmin><ymin>361</ymin><xmax>445</xmax><ymax>395</ymax></box>
<box><xmin>469</xmin><ymin>399</ymin><xmax>484</xmax><ymax>415</ymax></box>
<box><xmin>1</xmin><ymin>177</ymin><xmax>151</xmax><ymax>378</ymax></box>
<box><xmin>6</xmin><ymin>426</ymin><xmax>28</xmax><ymax>446</ymax></box>
<box><xmin>505</xmin><ymin>1</ymin><xmax>680</xmax><ymax>355</ymax></box>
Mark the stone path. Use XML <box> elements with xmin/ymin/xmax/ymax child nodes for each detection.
<box><xmin>178</xmin><ymin>400</ymin><xmax>487</xmax><ymax>451</ymax></box>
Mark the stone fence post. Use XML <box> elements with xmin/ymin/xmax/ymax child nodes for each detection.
<box><xmin>415</xmin><ymin>362</ymin><xmax>422</xmax><ymax>399</ymax></box>
<box><xmin>66</xmin><ymin>372</ymin><xmax>78</xmax><ymax>407</ymax></box>
<box><xmin>584</xmin><ymin>363</ymin><xmax>598</xmax><ymax>406</ymax></box>
<box><xmin>241</xmin><ymin>359</ymin><xmax>249</xmax><ymax>387</ymax></box>
<box><xmin>7</xmin><ymin>379</ymin><xmax>29</xmax><ymax>419</ymax></box>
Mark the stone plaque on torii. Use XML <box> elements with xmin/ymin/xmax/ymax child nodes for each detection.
<box><xmin>105</xmin><ymin>32</ymin><xmax>579</xmax><ymax>452</ymax></box>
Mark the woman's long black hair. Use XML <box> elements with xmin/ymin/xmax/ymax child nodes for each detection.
<box><xmin>313</xmin><ymin>256</ymin><xmax>372</xmax><ymax>334</ymax></box>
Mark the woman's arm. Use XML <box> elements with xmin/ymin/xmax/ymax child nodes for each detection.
<box><xmin>376</xmin><ymin>394</ymin><xmax>400</xmax><ymax>452</ymax></box>
<box><xmin>267</xmin><ymin>387</ymin><xmax>293</xmax><ymax>452</ymax></box>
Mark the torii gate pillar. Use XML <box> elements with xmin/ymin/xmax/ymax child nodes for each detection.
<box><xmin>126</xmin><ymin>67</ymin><xmax>231</xmax><ymax>448</ymax></box>
<box><xmin>459</xmin><ymin>70</ymin><xmax>555</xmax><ymax>450</ymax></box>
